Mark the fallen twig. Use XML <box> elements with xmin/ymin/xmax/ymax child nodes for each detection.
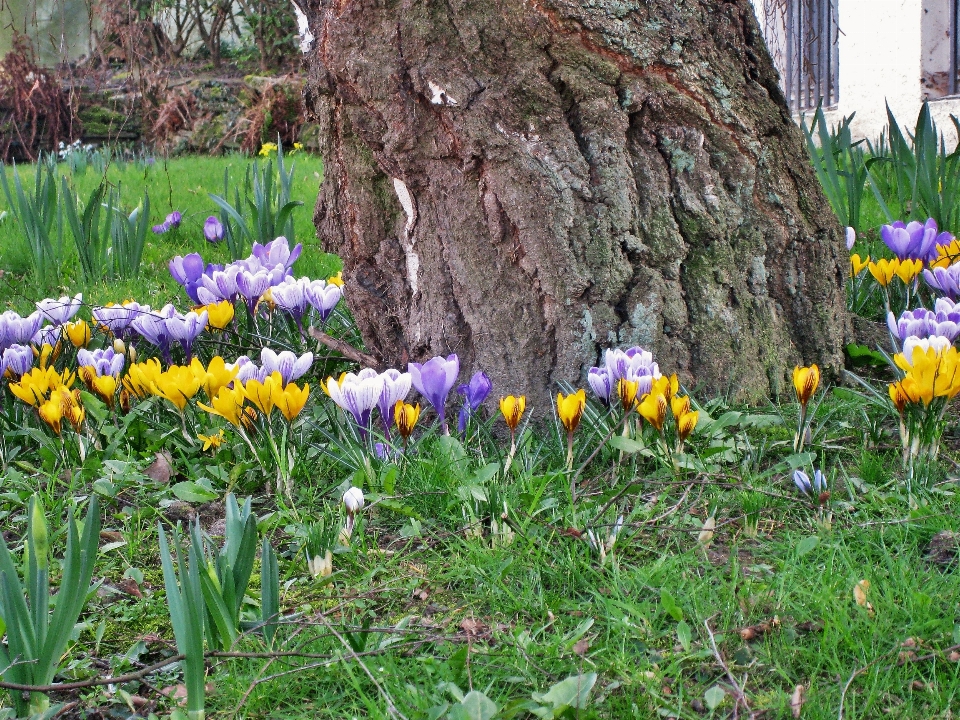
<box><xmin>308</xmin><ymin>326</ymin><xmax>379</xmax><ymax>368</ymax></box>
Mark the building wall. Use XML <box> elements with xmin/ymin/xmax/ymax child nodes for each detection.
<box><xmin>752</xmin><ymin>0</ymin><xmax>960</xmax><ymax>146</ymax></box>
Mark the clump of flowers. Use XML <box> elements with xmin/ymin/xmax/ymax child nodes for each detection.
<box><xmin>152</xmin><ymin>211</ymin><xmax>182</xmax><ymax>234</ymax></box>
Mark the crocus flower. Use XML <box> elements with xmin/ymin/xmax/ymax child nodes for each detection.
<box><xmin>845</xmin><ymin>227</ymin><xmax>856</xmax><ymax>251</ymax></box>
<box><xmin>204</xmin><ymin>216</ymin><xmax>224</xmax><ymax>243</ymax></box>
<box><xmin>604</xmin><ymin>346</ymin><xmax>661</xmax><ymax>386</ymax></box>
<box><xmin>617</xmin><ymin>378</ymin><xmax>639</xmax><ymax>413</ymax></box>
<box><xmin>305</xmin><ymin>280</ymin><xmax>343</xmax><ymax>324</ymax></box>
<box><xmin>377</xmin><ymin>368</ymin><xmax>412</xmax><ymax>432</ymax></box>
<box><xmin>252</xmin><ymin>237</ymin><xmax>302</xmax><ymax>273</ymax></box>
<box><xmin>456</xmin><ymin>371</ymin><xmax>492</xmax><ymax>434</ymax></box>
<box><xmin>0</xmin><ymin>311</ymin><xmax>42</xmax><ymax>351</ymax></box>
<box><xmin>277</xmin><ymin>382</ymin><xmax>310</xmax><ymax>422</ymax></box>
<box><xmin>587</xmin><ymin>366</ymin><xmax>614</xmax><ymax>406</ymax></box>
<box><xmin>499</xmin><ymin>395</ymin><xmax>526</xmax><ymax>434</ymax></box>
<box><xmin>131</xmin><ymin>304</ymin><xmax>178</xmax><ymax>364</ymax></box>
<box><xmin>169</xmin><ymin>253</ymin><xmax>205</xmax><ymax>287</ymax></box>
<box><xmin>637</xmin><ymin>391</ymin><xmax>667</xmax><ymax>431</ymax></box>
<box><xmin>204</xmin><ymin>300</ymin><xmax>235</xmax><ymax>330</ymax></box>
<box><xmin>793</xmin><ymin>468</ymin><xmax>826</xmax><ymax>496</ymax></box>
<box><xmin>558</xmin><ymin>389</ymin><xmax>586</xmax><ymax>470</ymax></box>
<box><xmin>326</xmin><ymin>369</ymin><xmax>384</xmax><ymax>434</ymax></box>
<box><xmin>32</xmin><ymin>325</ymin><xmax>62</xmax><ymax>349</ymax></box>
<box><xmin>198</xmin><ymin>386</ymin><xmax>246</xmax><ymax>427</ymax></box>
<box><xmin>260</xmin><ymin>348</ymin><xmax>312</xmax><ymax>385</ymax></box>
<box><xmin>924</xmin><ymin>265</ymin><xmax>960</xmax><ymax>299</ymax></box>
<box><xmin>792</xmin><ymin>365</ymin><xmax>820</xmax><ymax>407</ymax></box>
<box><xmin>342</xmin><ymin>486</ymin><xmax>364</xmax><ymax>541</ymax></box>
<box><xmin>153</xmin><ymin>211</ymin><xmax>183</xmax><ymax>234</ymax></box>
<box><xmin>1</xmin><ymin>344</ymin><xmax>33</xmax><ymax>377</ymax></box>
<box><xmin>394</xmin><ymin>401</ymin><xmax>420</xmax><ymax>445</ymax></box>
<box><xmin>36</xmin><ymin>293</ymin><xmax>82</xmax><ymax>325</ymax></box>
<box><xmin>92</xmin><ymin>302</ymin><xmax>142</xmax><ymax>339</ymax></box>
<box><xmin>850</xmin><ymin>254</ymin><xmax>870</xmax><ymax>277</ymax></box>
<box><xmin>271</xmin><ymin>277</ymin><xmax>311</xmax><ymax>327</ymax></box>
<box><xmin>237</xmin><ymin>269</ymin><xmax>273</xmax><ymax>314</ymax></box>
<box><xmin>408</xmin><ymin>354</ymin><xmax>459</xmax><ymax>432</ymax></box>
<box><xmin>166</xmin><ymin>309</ymin><xmax>208</xmax><ymax>361</ymax></box>
<box><xmin>901</xmin><ymin>336</ymin><xmax>951</xmax><ymax>366</ymax></box>
<box><xmin>887</xmin><ymin>307</ymin><xmax>960</xmax><ymax>344</ymax></box>
<box><xmin>197</xmin><ymin>265</ymin><xmax>242</xmax><ymax>305</ymax></box>
<box><xmin>77</xmin><ymin>347</ymin><xmax>125</xmax><ymax>377</ymax></box>
<box><xmin>65</xmin><ymin>320</ymin><xmax>91</xmax><ymax>348</ymax></box>
<box><xmin>880</xmin><ymin>219</ymin><xmax>952</xmax><ymax>262</ymax></box>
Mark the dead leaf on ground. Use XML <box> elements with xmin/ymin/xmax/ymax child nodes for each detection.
<box><xmin>698</xmin><ymin>516</ymin><xmax>716</xmax><ymax>548</ymax></box>
<box><xmin>853</xmin><ymin>579</ymin><xmax>874</xmax><ymax>616</ymax></box>
<box><xmin>790</xmin><ymin>684</ymin><xmax>805</xmax><ymax>718</ymax></box>
<box><xmin>460</xmin><ymin>618</ymin><xmax>485</xmax><ymax>637</ymax></box>
<box><xmin>573</xmin><ymin>638</ymin><xmax>590</xmax><ymax>656</ymax></box>
<box><xmin>117</xmin><ymin>577</ymin><xmax>143</xmax><ymax>598</ymax></box>
<box><xmin>739</xmin><ymin>616</ymin><xmax>781</xmax><ymax>641</ymax></box>
<box><xmin>144</xmin><ymin>451</ymin><xmax>174</xmax><ymax>483</ymax></box>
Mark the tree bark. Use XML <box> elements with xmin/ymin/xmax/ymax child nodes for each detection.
<box><xmin>305</xmin><ymin>0</ymin><xmax>849</xmax><ymax>409</ymax></box>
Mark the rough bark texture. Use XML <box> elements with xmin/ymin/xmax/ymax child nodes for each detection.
<box><xmin>305</xmin><ymin>0</ymin><xmax>848</xmax><ymax>409</ymax></box>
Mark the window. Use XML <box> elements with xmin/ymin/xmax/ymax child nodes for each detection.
<box><xmin>921</xmin><ymin>0</ymin><xmax>958</xmax><ymax>98</ymax></box>
<box><xmin>759</xmin><ymin>0</ymin><xmax>840</xmax><ymax>113</ymax></box>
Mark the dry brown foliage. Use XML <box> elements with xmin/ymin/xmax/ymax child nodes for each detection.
<box><xmin>0</xmin><ymin>35</ymin><xmax>79</xmax><ymax>161</ymax></box>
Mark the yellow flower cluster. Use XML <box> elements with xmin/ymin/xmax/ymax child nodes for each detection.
<box><xmin>9</xmin><ymin>367</ymin><xmax>84</xmax><ymax>435</ymax></box>
<box><xmin>889</xmin><ymin>346</ymin><xmax>960</xmax><ymax>407</ymax></box>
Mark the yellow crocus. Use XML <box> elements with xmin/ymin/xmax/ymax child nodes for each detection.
<box><xmin>151</xmin><ymin>365</ymin><xmax>203</xmax><ymax>412</ymax></box>
<box><xmin>868</xmin><ymin>258</ymin><xmax>899</xmax><ymax>287</ymax></box>
<box><xmin>499</xmin><ymin>395</ymin><xmax>526</xmax><ymax>433</ymax></box>
<box><xmin>328</xmin><ymin>271</ymin><xmax>344</xmax><ymax>287</ymax></box>
<box><xmin>203</xmin><ymin>300</ymin><xmax>235</xmax><ymax>330</ymax></box>
<box><xmin>793</xmin><ymin>364</ymin><xmax>820</xmax><ymax>407</ymax></box>
<box><xmin>198</xmin><ymin>386</ymin><xmax>246</xmax><ymax>427</ymax></box>
<box><xmin>894</xmin><ymin>346</ymin><xmax>960</xmax><ymax>404</ymax></box>
<box><xmin>241</xmin><ymin>372</ymin><xmax>282</xmax><ymax>418</ymax></box>
<box><xmin>850</xmin><ymin>254</ymin><xmax>870</xmax><ymax>277</ymax></box>
<box><xmin>637</xmin><ymin>392</ymin><xmax>667</xmax><ymax>431</ymax></box>
<box><xmin>89</xmin><ymin>374</ymin><xmax>118</xmax><ymax>408</ymax></box>
<box><xmin>277</xmin><ymin>383</ymin><xmax>310</xmax><ymax>422</ymax></box>
<box><xmin>394</xmin><ymin>401</ymin><xmax>421</xmax><ymax>441</ymax></box>
<box><xmin>34</xmin><ymin>342</ymin><xmax>60</xmax><ymax>369</ymax></box>
<box><xmin>124</xmin><ymin>359</ymin><xmax>163</xmax><ymax>399</ymax></box>
<box><xmin>557</xmin><ymin>390</ymin><xmax>586</xmax><ymax>434</ymax></box>
<box><xmin>676</xmin><ymin>410</ymin><xmax>699</xmax><ymax>443</ymax></box>
<box><xmin>65</xmin><ymin>320</ymin><xmax>91</xmax><ymax>348</ymax></box>
<box><xmin>894</xmin><ymin>258</ymin><xmax>923</xmax><ymax>284</ymax></box>
<box><xmin>192</xmin><ymin>356</ymin><xmax>239</xmax><ymax>401</ymax></box>
<box><xmin>616</xmin><ymin>379</ymin><xmax>639</xmax><ymax>413</ymax></box>
<box><xmin>38</xmin><ymin>398</ymin><xmax>63</xmax><ymax>434</ymax></box>
<box><xmin>888</xmin><ymin>382</ymin><xmax>909</xmax><ymax>414</ymax></box>
<box><xmin>932</xmin><ymin>239</ymin><xmax>960</xmax><ymax>268</ymax></box>
<box><xmin>671</xmin><ymin>395</ymin><xmax>691</xmax><ymax>419</ymax></box>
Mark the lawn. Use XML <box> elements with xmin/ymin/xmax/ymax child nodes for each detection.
<box><xmin>0</xmin><ymin>148</ymin><xmax>958</xmax><ymax>720</ymax></box>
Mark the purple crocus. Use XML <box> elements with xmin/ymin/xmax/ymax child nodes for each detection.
<box><xmin>1</xmin><ymin>344</ymin><xmax>34</xmax><ymax>377</ymax></box>
<box><xmin>237</xmin><ymin>269</ymin><xmax>273</xmax><ymax>314</ymax></box>
<box><xmin>252</xmin><ymin>237</ymin><xmax>302</xmax><ymax>273</ymax></box>
<box><xmin>794</xmin><ymin>468</ymin><xmax>826</xmax><ymax>496</ymax></box>
<box><xmin>169</xmin><ymin>253</ymin><xmax>205</xmax><ymax>287</ymax></box>
<box><xmin>845</xmin><ymin>227</ymin><xmax>856</xmax><ymax>251</ymax></box>
<box><xmin>603</xmin><ymin>346</ymin><xmax>661</xmax><ymax>386</ymax></box>
<box><xmin>377</xmin><ymin>368</ymin><xmax>412</xmax><ymax>433</ymax></box>
<box><xmin>1</xmin><ymin>311</ymin><xmax>43</xmax><ymax>349</ymax></box>
<box><xmin>77</xmin><ymin>347</ymin><xmax>125</xmax><ymax>377</ymax></box>
<box><xmin>36</xmin><ymin>294</ymin><xmax>82</xmax><ymax>325</ymax></box>
<box><xmin>305</xmin><ymin>280</ymin><xmax>343</xmax><ymax>325</ymax></box>
<box><xmin>271</xmin><ymin>277</ymin><xmax>311</xmax><ymax>329</ymax></box>
<box><xmin>456</xmin><ymin>371</ymin><xmax>492</xmax><ymax>435</ymax></box>
<box><xmin>166</xmin><ymin>309</ymin><xmax>208</xmax><ymax>361</ymax></box>
<box><xmin>881</xmin><ymin>219</ymin><xmax>953</xmax><ymax>262</ymax></box>
<box><xmin>408</xmin><ymin>354</ymin><xmax>459</xmax><ymax>433</ymax></box>
<box><xmin>326</xmin><ymin>369</ymin><xmax>384</xmax><ymax>436</ymax></box>
<box><xmin>32</xmin><ymin>325</ymin><xmax>62</xmax><ymax>348</ymax></box>
<box><xmin>887</xmin><ymin>307</ymin><xmax>960</xmax><ymax>343</ymax></box>
<box><xmin>259</xmin><ymin>348</ymin><xmax>312</xmax><ymax>385</ymax></box>
<box><xmin>152</xmin><ymin>211</ymin><xmax>183</xmax><ymax>234</ymax></box>
<box><xmin>197</xmin><ymin>265</ymin><xmax>241</xmax><ymax>305</ymax></box>
<box><xmin>130</xmin><ymin>304</ymin><xmax>177</xmax><ymax>364</ymax></box>
<box><xmin>924</xmin><ymin>265</ymin><xmax>960</xmax><ymax>300</ymax></box>
<box><xmin>92</xmin><ymin>302</ymin><xmax>142</xmax><ymax>340</ymax></box>
<box><xmin>587</xmin><ymin>366</ymin><xmax>614</xmax><ymax>406</ymax></box>
<box><xmin>204</xmin><ymin>216</ymin><xmax>224</xmax><ymax>243</ymax></box>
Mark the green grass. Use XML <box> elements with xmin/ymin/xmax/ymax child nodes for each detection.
<box><xmin>0</xmin><ymin>155</ymin><xmax>958</xmax><ymax>719</ymax></box>
<box><xmin>0</xmin><ymin>153</ymin><xmax>339</xmax><ymax>313</ymax></box>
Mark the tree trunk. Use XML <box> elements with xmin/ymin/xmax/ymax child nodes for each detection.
<box><xmin>305</xmin><ymin>0</ymin><xmax>849</xmax><ymax>409</ymax></box>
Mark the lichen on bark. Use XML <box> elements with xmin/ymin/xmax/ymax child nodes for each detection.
<box><xmin>305</xmin><ymin>0</ymin><xmax>848</xmax><ymax>409</ymax></box>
